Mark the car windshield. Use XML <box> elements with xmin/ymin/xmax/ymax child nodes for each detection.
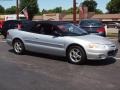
<box><xmin>58</xmin><ymin>23</ymin><xmax>88</xmax><ymax>36</ymax></box>
<box><xmin>80</xmin><ymin>20</ymin><xmax>102</xmax><ymax>27</ymax></box>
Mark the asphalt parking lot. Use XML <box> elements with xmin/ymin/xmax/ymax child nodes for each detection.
<box><xmin>0</xmin><ymin>36</ymin><xmax>120</xmax><ymax>90</ymax></box>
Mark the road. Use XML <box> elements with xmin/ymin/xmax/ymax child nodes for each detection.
<box><xmin>0</xmin><ymin>38</ymin><xmax>120</xmax><ymax>90</ymax></box>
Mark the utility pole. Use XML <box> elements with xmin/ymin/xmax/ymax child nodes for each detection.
<box><xmin>73</xmin><ymin>0</ymin><xmax>76</xmax><ymax>24</ymax></box>
<box><xmin>16</xmin><ymin>0</ymin><xmax>19</xmax><ymax>20</ymax></box>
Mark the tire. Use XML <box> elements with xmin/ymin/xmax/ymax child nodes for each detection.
<box><xmin>13</xmin><ymin>39</ymin><xmax>25</xmax><ymax>55</ymax></box>
<box><xmin>67</xmin><ymin>46</ymin><xmax>86</xmax><ymax>64</ymax></box>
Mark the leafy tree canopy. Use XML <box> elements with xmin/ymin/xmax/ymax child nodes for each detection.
<box><xmin>5</xmin><ymin>6</ymin><xmax>16</xmax><ymax>14</ymax></box>
<box><xmin>82</xmin><ymin>0</ymin><xmax>97</xmax><ymax>12</ymax></box>
<box><xmin>20</xmin><ymin>0</ymin><xmax>39</xmax><ymax>20</ymax></box>
<box><xmin>95</xmin><ymin>9</ymin><xmax>103</xmax><ymax>14</ymax></box>
<box><xmin>0</xmin><ymin>5</ymin><xmax>5</xmax><ymax>14</ymax></box>
<box><xmin>106</xmin><ymin>0</ymin><xmax>120</xmax><ymax>13</ymax></box>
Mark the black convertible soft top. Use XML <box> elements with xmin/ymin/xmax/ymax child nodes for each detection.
<box><xmin>35</xmin><ymin>21</ymin><xmax>70</xmax><ymax>26</ymax></box>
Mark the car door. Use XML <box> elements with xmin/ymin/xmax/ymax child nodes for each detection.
<box><xmin>26</xmin><ymin>23</ymin><xmax>66</xmax><ymax>56</ymax></box>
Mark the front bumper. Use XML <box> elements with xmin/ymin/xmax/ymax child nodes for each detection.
<box><xmin>86</xmin><ymin>44</ymin><xmax>118</xmax><ymax>60</ymax></box>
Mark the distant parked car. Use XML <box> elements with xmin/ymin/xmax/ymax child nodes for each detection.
<box><xmin>0</xmin><ymin>20</ymin><xmax>4</xmax><ymax>32</ymax></box>
<box><xmin>6</xmin><ymin>21</ymin><xmax>118</xmax><ymax>64</ymax></box>
<box><xmin>117</xmin><ymin>23</ymin><xmax>120</xmax><ymax>42</ymax></box>
<box><xmin>79</xmin><ymin>19</ymin><xmax>106</xmax><ymax>37</ymax></box>
<box><xmin>118</xmin><ymin>31</ymin><xmax>120</xmax><ymax>42</ymax></box>
<box><xmin>107</xmin><ymin>22</ymin><xmax>119</xmax><ymax>29</ymax></box>
<box><xmin>1</xmin><ymin>20</ymin><xmax>33</xmax><ymax>38</ymax></box>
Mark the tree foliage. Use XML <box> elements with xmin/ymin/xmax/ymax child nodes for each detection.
<box><xmin>82</xmin><ymin>0</ymin><xmax>97</xmax><ymax>12</ymax></box>
<box><xmin>40</xmin><ymin>7</ymin><xmax>77</xmax><ymax>15</ymax></box>
<box><xmin>106</xmin><ymin>0</ymin><xmax>120</xmax><ymax>13</ymax></box>
<box><xmin>65</xmin><ymin>8</ymin><xmax>73</xmax><ymax>14</ymax></box>
<box><xmin>48</xmin><ymin>7</ymin><xmax>62</xmax><ymax>13</ymax></box>
<box><xmin>42</xmin><ymin>9</ymin><xmax>47</xmax><ymax>14</ymax></box>
<box><xmin>95</xmin><ymin>9</ymin><xmax>103</xmax><ymax>14</ymax></box>
<box><xmin>41</xmin><ymin>7</ymin><xmax>62</xmax><ymax>14</ymax></box>
<box><xmin>20</xmin><ymin>0</ymin><xmax>39</xmax><ymax>20</ymax></box>
<box><xmin>0</xmin><ymin>5</ymin><xmax>5</xmax><ymax>14</ymax></box>
<box><xmin>5</xmin><ymin>6</ymin><xmax>16</xmax><ymax>14</ymax></box>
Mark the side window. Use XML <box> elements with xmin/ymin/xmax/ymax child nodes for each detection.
<box><xmin>33</xmin><ymin>23</ymin><xmax>53</xmax><ymax>35</ymax></box>
<box><xmin>51</xmin><ymin>26</ymin><xmax>62</xmax><ymax>36</ymax></box>
<box><xmin>42</xmin><ymin>24</ymin><xmax>53</xmax><ymax>35</ymax></box>
<box><xmin>8</xmin><ymin>22</ymin><xmax>18</xmax><ymax>29</ymax></box>
<box><xmin>30</xmin><ymin>23</ymin><xmax>50</xmax><ymax>35</ymax></box>
<box><xmin>3</xmin><ymin>22</ymin><xmax>9</xmax><ymax>29</ymax></box>
<box><xmin>30</xmin><ymin>23</ymin><xmax>61</xmax><ymax>36</ymax></box>
<box><xmin>30</xmin><ymin>23</ymin><xmax>43</xmax><ymax>34</ymax></box>
<box><xmin>22</xmin><ymin>21</ymin><xmax>36</xmax><ymax>32</ymax></box>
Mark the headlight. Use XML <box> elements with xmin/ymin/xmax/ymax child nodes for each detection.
<box><xmin>88</xmin><ymin>44</ymin><xmax>107</xmax><ymax>49</ymax></box>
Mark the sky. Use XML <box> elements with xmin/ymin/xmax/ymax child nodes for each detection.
<box><xmin>0</xmin><ymin>0</ymin><xmax>111</xmax><ymax>13</ymax></box>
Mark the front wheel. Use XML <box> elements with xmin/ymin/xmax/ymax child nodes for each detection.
<box><xmin>67</xmin><ymin>46</ymin><xmax>86</xmax><ymax>64</ymax></box>
<box><xmin>13</xmin><ymin>39</ymin><xmax>25</xmax><ymax>54</ymax></box>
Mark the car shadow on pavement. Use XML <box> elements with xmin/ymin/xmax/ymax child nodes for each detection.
<box><xmin>9</xmin><ymin>49</ymin><xmax>66</xmax><ymax>62</ymax></box>
<box><xmin>85</xmin><ymin>58</ymin><xmax>116</xmax><ymax>66</ymax></box>
<box><xmin>27</xmin><ymin>51</ymin><xmax>67</xmax><ymax>62</ymax></box>
<box><xmin>9</xmin><ymin>49</ymin><xmax>116</xmax><ymax>66</ymax></box>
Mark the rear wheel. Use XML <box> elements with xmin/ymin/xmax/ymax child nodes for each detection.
<box><xmin>13</xmin><ymin>39</ymin><xmax>25</xmax><ymax>54</ymax></box>
<box><xmin>67</xmin><ymin>46</ymin><xmax>86</xmax><ymax>64</ymax></box>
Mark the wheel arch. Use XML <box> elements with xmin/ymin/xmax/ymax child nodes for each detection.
<box><xmin>12</xmin><ymin>38</ymin><xmax>24</xmax><ymax>46</ymax></box>
<box><xmin>66</xmin><ymin>43</ymin><xmax>87</xmax><ymax>57</ymax></box>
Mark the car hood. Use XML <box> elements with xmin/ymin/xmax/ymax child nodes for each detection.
<box><xmin>72</xmin><ymin>34</ymin><xmax>113</xmax><ymax>45</ymax></box>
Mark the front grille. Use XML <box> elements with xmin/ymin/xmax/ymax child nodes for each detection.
<box><xmin>108</xmin><ymin>49</ymin><xmax>118</xmax><ymax>56</ymax></box>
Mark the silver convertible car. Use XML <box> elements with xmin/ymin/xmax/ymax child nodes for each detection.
<box><xmin>6</xmin><ymin>21</ymin><xmax>118</xmax><ymax>64</ymax></box>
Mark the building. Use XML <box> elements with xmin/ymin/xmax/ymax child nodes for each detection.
<box><xmin>0</xmin><ymin>14</ymin><xmax>25</xmax><ymax>21</ymax></box>
<box><xmin>33</xmin><ymin>13</ymin><xmax>120</xmax><ymax>23</ymax></box>
<box><xmin>91</xmin><ymin>14</ymin><xmax>120</xmax><ymax>23</ymax></box>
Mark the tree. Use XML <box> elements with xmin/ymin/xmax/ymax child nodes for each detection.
<box><xmin>95</xmin><ymin>9</ymin><xmax>103</xmax><ymax>14</ymax></box>
<box><xmin>53</xmin><ymin>7</ymin><xmax>62</xmax><ymax>13</ymax></box>
<box><xmin>42</xmin><ymin>9</ymin><xmax>47</xmax><ymax>14</ymax></box>
<box><xmin>0</xmin><ymin>5</ymin><xmax>5</xmax><ymax>14</ymax></box>
<box><xmin>47</xmin><ymin>7</ymin><xmax>62</xmax><ymax>13</ymax></box>
<box><xmin>106</xmin><ymin>0</ymin><xmax>120</xmax><ymax>13</ymax></box>
<box><xmin>82</xmin><ymin>0</ymin><xmax>97</xmax><ymax>12</ymax></box>
<box><xmin>65</xmin><ymin>8</ymin><xmax>73</xmax><ymax>14</ymax></box>
<box><xmin>20</xmin><ymin>0</ymin><xmax>39</xmax><ymax>20</ymax></box>
<box><xmin>5</xmin><ymin>6</ymin><xmax>16</xmax><ymax>14</ymax></box>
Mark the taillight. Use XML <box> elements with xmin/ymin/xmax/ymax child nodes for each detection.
<box><xmin>97</xmin><ymin>27</ymin><xmax>105</xmax><ymax>33</ymax></box>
